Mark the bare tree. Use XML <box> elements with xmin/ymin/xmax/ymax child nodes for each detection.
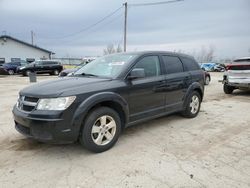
<box><xmin>103</xmin><ymin>44</ymin><xmax>123</xmax><ymax>55</ymax></box>
<box><xmin>205</xmin><ymin>45</ymin><xmax>215</xmax><ymax>62</ymax></box>
<box><xmin>196</xmin><ymin>45</ymin><xmax>215</xmax><ymax>63</ymax></box>
<box><xmin>103</xmin><ymin>44</ymin><xmax>116</xmax><ymax>55</ymax></box>
<box><xmin>116</xmin><ymin>44</ymin><xmax>123</xmax><ymax>53</ymax></box>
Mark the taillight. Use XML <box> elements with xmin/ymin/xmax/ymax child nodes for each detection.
<box><xmin>226</xmin><ymin>65</ymin><xmax>231</xmax><ymax>71</ymax></box>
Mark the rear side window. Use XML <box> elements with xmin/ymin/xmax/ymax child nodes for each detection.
<box><xmin>42</xmin><ymin>61</ymin><xmax>58</xmax><ymax>65</ymax></box>
<box><xmin>11</xmin><ymin>62</ymin><xmax>20</xmax><ymax>66</ymax></box>
<box><xmin>181</xmin><ymin>57</ymin><xmax>200</xmax><ymax>71</ymax></box>
<box><xmin>162</xmin><ymin>56</ymin><xmax>183</xmax><ymax>74</ymax></box>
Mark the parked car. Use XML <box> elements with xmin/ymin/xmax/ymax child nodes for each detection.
<box><xmin>223</xmin><ymin>57</ymin><xmax>250</xmax><ymax>94</ymax></box>
<box><xmin>59</xmin><ymin>62</ymin><xmax>88</xmax><ymax>77</ymax></box>
<box><xmin>13</xmin><ymin>51</ymin><xmax>204</xmax><ymax>153</ymax></box>
<box><xmin>18</xmin><ymin>60</ymin><xmax>63</xmax><ymax>76</ymax></box>
<box><xmin>200</xmin><ymin>63</ymin><xmax>215</xmax><ymax>71</ymax></box>
<box><xmin>0</xmin><ymin>65</ymin><xmax>9</xmax><ymax>75</ymax></box>
<box><xmin>2</xmin><ymin>60</ymin><xmax>29</xmax><ymax>75</ymax></box>
<box><xmin>200</xmin><ymin>63</ymin><xmax>225</xmax><ymax>72</ymax></box>
<box><xmin>204</xmin><ymin>71</ymin><xmax>211</xmax><ymax>85</ymax></box>
<box><xmin>213</xmin><ymin>64</ymin><xmax>225</xmax><ymax>72</ymax></box>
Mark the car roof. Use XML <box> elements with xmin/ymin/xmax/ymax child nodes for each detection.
<box><xmin>36</xmin><ymin>60</ymin><xmax>59</xmax><ymax>62</ymax></box>
<box><xmin>234</xmin><ymin>57</ymin><xmax>250</xmax><ymax>61</ymax></box>
<box><xmin>115</xmin><ymin>51</ymin><xmax>194</xmax><ymax>59</ymax></box>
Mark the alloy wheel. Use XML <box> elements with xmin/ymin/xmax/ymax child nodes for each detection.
<box><xmin>8</xmin><ymin>70</ymin><xmax>14</xmax><ymax>75</ymax></box>
<box><xmin>91</xmin><ymin>115</ymin><xmax>116</xmax><ymax>146</ymax></box>
<box><xmin>190</xmin><ymin>95</ymin><xmax>200</xmax><ymax>114</ymax></box>
<box><xmin>205</xmin><ymin>76</ymin><xmax>210</xmax><ymax>85</ymax></box>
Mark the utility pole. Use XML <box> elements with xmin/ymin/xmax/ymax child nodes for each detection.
<box><xmin>122</xmin><ymin>0</ymin><xmax>183</xmax><ymax>52</ymax></box>
<box><xmin>123</xmin><ymin>2</ymin><xmax>127</xmax><ymax>52</ymax></box>
<box><xmin>31</xmin><ymin>30</ymin><xmax>34</xmax><ymax>45</ymax></box>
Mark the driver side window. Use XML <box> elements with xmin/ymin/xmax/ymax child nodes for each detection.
<box><xmin>133</xmin><ymin>56</ymin><xmax>161</xmax><ymax>78</ymax></box>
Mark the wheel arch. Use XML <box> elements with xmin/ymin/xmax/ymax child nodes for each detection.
<box><xmin>72</xmin><ymin>92</ymin><xmax>129</xmax><ymax>136</ymax></box>
<box><xmin>183</xmin><ymin>82</ymin><xmax>204</xmax><ymax>109</ymax></box>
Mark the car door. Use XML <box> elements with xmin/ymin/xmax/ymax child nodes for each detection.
<box><xmin>127</xmin><ymin>55</ymin><xmax>166</xmax><ymax>122</ymax></box>
<box><xmin>161</xmin><ymin>55</ymin><xmax>190</xmax><ymax>111</ymax></box>
<box><xmin>42</xmin><ymin>61</ymin><xmax>53</xmax><ymax>73</ymax></box>
<box><xmin>34</xmin><ymin>61</ymin><xmax>43</xmax><ymax>72</ymax></box>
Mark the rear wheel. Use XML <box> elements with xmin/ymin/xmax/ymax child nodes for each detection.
<box><xmin>223</xmin><ymin>83</ymin><xmax>234</xmax><ymax>94</ymax></box>
<box><xmin>205</xmin><ymin>76</ymin><xmax>210</xmax><ymax>85</ymax></box>
<box><xmin>53</xmin><ymin>69</ymin><xmax>59</xmax><ymax>75</ymax></box>
<box><xmin>79</xmin><ymin>107</ymin><xmax>121</xmax><ymax>153</ymax></box>
<box><xmin>182</xmin><ymin>91</ymin><xmax>201</xmax><ymax>118</ymax></box>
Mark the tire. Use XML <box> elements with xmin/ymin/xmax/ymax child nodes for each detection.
<box><xmin>25</xmin><ymin>70</ymin><xmax>31</xmax><ymax>76</ymax></box>
<box><xmin>8</xmin><ymin>70</ymin><xmax>14</xmax><ymax>75</ymax></box>
<box><xmin>223</xmin><ymin>83</ymin><xmax>234</xmax><ymax>94</ymax></box>
<box><xmin>182</xmin><ymin>91</ymin><xmax>201</xmax><ymax>118</ymax></box>
<box><xmin>79</xmin><ymin>107</ymin><xmax>121</xmax><ymax>153</ymax></box>
<box><xmin>53</xmin><ymin>69</ymin><xmax>59</xmax><ymax>75</ymax></box>
<box><xmin>205</xmin><ymin>76</ymin><xmax>210</xmax><ymax>85</ymax></box>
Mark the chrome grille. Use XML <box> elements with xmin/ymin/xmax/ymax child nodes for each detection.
<box><xmin>17</xmin><ymin>95</ymin><xmax>39</xmax><ymax>112</ymax></box>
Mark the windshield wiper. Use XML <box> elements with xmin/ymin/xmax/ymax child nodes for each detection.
<box><xmin>80</xmin><ymin>72</ymin><xmax>98</xmax><ymax>77</ymax></box>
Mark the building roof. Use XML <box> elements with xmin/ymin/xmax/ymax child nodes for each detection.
<box><xmin>0</xmin><ymin>35</ymin><xmax>54</xmax><ymax>54</ymax></box>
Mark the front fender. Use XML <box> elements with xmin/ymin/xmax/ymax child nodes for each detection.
<box><xmin>71</xmin><ymin>92</ymin><xmax>129</xmax><ymax>133</ymax></box>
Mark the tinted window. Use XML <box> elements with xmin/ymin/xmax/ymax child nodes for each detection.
<box><xmin>8</xmin><ymin>62</ymin><xmax>20</xmax><ymax>66</ymax></box>
<box><xmin>133</xmin><ymin>56</ymin><xmax>161</xmax><ymax>77</ymax></box>
<box><xmin>35</xmin><ymin>61</ymin><xmax>42</xmax><ymax>65</ymax></box>
<box><xmin>163</xmin><ymin>56</ymin><xmax>183</xmax><ymax>74</ymax></box>
<box><xmin>41</xmin><ymin>61</ymin><xmax>58</xmax><ymax>65</ymax></box>
<box><xmin>181</xmin><ymin>57</ymin><xmax>200</xmax><ymax>71</ymax></box>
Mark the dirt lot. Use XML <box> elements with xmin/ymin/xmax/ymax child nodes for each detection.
<box><xmin>0</xmin><ymin>73</ymin><xmax>250</xmax><ymax>188</ymax></box>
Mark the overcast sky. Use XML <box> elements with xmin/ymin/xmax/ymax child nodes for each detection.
<box><xmin>1</xmin><ymin>0</ymin><xmax>250</xmax><ymax>59</ymax></box>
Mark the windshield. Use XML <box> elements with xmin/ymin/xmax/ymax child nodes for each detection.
<box><xmin>74</xmin><ymin>54</ymin><xmax>137</xmax><ymax>78</ymax></box>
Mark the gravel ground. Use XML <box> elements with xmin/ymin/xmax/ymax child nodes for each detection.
<box><xmin>0</xmin><ymin>73</ymin><xmax>250</xmax><ymax>188</ymax></box>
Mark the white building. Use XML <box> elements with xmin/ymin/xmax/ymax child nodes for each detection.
<box><xmin>0</xmin><ymin>35</ymin><xmax>54</xmax><ymax>63</ymax></box>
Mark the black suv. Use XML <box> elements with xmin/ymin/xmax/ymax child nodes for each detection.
<box><xmin>13</xmin><ymin>51</ymin><xmax>204</xmax><ymax>152</ymax></box>
<box><xmin>18</xmin><ymin>60</ymin><xmax>63</xmax><ymax>76</ymax></box>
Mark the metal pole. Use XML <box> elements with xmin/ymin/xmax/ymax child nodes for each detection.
<box><xmin>123</xmin><ymin>2</ymin><xmax>127</xmax><ymax>52</ymax></box>
<box><xmin>31</xmin><ymin>30</ymin><xmax>34</xmax><ymax>45</ymax></box>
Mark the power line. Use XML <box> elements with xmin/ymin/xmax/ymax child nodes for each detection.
<box><xmin>123</xmin><ymin>0</ymin><xmax>184</xmax><ymax>51</ymax></box>
<box><xmin>39</xmin><ymin>5</ymin><xmax>123</xmax><ymax>39</ymax></box>
<box><xmin>37</xmin><ymin>12</ymin><xmax>125</xmax><ymax>46</ymax></box>
<box><xmin>129</xmin><ymin>0</ymin><xmax>184</xmax><ymax>7</ymax></box>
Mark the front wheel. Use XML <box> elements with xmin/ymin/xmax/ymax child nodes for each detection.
<box><xmin>25</xmin><ymin>70</ymin><xmax>31</xmax><ymax>76</ymax></box>
<box><xmin>79</xmin><ymin>107</ymin><xmax>121</xmax><ymax>153</ymax></box>
<box><xmin>182</xmin><ymin>91</ymin><xmax>201</xmax><ymax>118</ymax></box>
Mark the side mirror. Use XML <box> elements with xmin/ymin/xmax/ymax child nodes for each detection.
<box><xmin>127</xmin><ymin>68</ymin><xmax>145</xmax><ymax>80</ymax></box>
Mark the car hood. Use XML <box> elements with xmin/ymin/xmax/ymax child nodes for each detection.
<box><xmin>20</xmin><ymin>76</ymin><xmax>112</xmax><ymax>98</ymax></box>
<box><xmin>62</xmin><ymin>68</ymin><xmax>77</xmax><ymax>73</ymax></box>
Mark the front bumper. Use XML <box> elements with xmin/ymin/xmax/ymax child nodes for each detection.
<box><xmin>12</xmin><ymin>106</ymin><xmax>78</xmax><ymax>143</ymax></box>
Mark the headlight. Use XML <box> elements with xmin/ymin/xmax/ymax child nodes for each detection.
<box><xmin>36</xmin><ymin>96</ymin><xmax>76</xmax><ymax>110</ymax></box>
<box><xmin>19</xmin><ymin>66</ymin><xmax>25</xmax><ymax>70</ymax></box>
